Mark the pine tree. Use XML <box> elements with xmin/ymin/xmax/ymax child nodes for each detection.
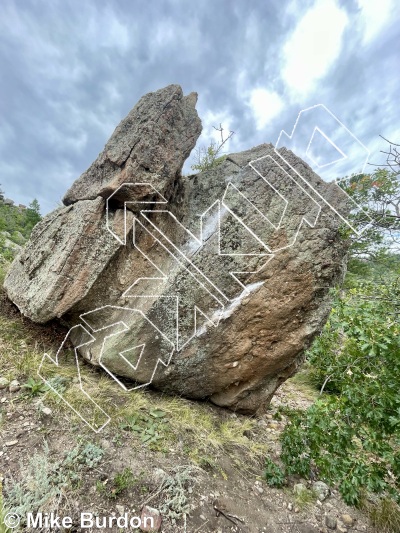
<box><xmin>25</xmin><ymin>199</ymin><xmax>42</xmax><ymax>229</ymax></box>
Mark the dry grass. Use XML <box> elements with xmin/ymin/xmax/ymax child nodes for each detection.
<box><xmin>0</xmin><ymin>273</ymin><xmax>268</xmax><ymax>467</ymax></box>
<box><xmin>288</xmin><ymin>364</ymin><xmax>319</xmax><ymax>401</ymax></box>
<box><xmin>364</xmin><ymin>498</ymin><xmax>400</xmax><ymax>533</ymax></box>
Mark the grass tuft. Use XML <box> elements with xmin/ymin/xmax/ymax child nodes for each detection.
<box><xmin>364</xmin><ymin>497</ymin><xmax>400</xmax><ymax>533</ymax></box>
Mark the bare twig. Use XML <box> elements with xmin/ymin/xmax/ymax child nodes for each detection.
<box><xmin>319</xmin><ymin>375</ymin><xmax>333</xmax><ymax>395</ymax></box>
<box><xmin>212</xmin><ymin>123</ymin><xmax>235</xmax><ymax>159</ymax></box>
<box><xmin>213</xmin><ymin>500</ymin><xmax>245</xmax><ymax>528</ymax></box>
<box><xmin>191</xmin><ymin>124</ymin><xmax>235</xmax><ymax>172</ymax></box>
<box><xmin>368</xmin><ymin>135</ymin><xmax>400</xmax><ymax>173</ymax></box>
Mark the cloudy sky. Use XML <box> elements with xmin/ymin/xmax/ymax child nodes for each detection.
<box><xmin>0</xmin><ymin>0</ymin><xmax>399</xmax><ymax>214</ymax></box>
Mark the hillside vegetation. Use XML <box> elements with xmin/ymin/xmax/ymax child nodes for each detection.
<box><xmin>0</xmin><ymin>187</ymin><xmax>41</xmax><ymax>261</ymax></box>
<box><xmin>265</xmin><ymin>162</ymin><xmax>400</xmax><ymax>530</ymax></box>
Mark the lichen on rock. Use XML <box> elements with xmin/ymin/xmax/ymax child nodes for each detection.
<box><xmin>3</xmin><ymin>84</ymin><xmax>351</xmax><ymax>414</ymax></box>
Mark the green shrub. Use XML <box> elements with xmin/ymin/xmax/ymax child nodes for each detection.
<box><xmin>158</xmin><ymin>466</ymin><xmax>199</xmax><ymax>523</ymax></box>
<box><xmin>64</xmin><ymin>442</ymin><xmax>104</xmax><ymax>469</ymax></box>
<box><xmin>22</xmin><ymin>377</ymin><xmax>49</xmax><ymax>397</ymax></box>
<box><xmin>277</xmin><ymin>279</ymin><xmax>400</xmax><ymax>506</ymax></box>
<box><xmin>120</xmin><ymin>409</ymin><xmax>168</xmax><ymax>446</ymax></box>
<box><xmin>5</xmin><ymin>443</ymin><xmax>70</xmax><ymax>519</ymax></box>
<box><xmin>264</xmin><ymin>458</ymin><xmax>285</xmax><ymax>488</ymax></box>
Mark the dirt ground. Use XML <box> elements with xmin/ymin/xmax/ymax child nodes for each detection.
<box><xmin>0</xmin><ymin>378</ymin><xmax>374</xmax><ymax>533</ymax></box>
<box><xmin>0</xmin><ymin>286</ymin><xmax>375</xmax><ymax>533</ymax></box>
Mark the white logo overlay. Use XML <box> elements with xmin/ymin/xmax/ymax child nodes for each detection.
<box><xmin>3</xmin><ymin>512</ymin><xmax>20</xmax><ymax>529</ymax></box>
<box><xmin>38</xmin><ymin>104</ymin><xmax>372</xmax><ymax>432</ymax></box>
<box><xmin>2</xmin><ymin>512</ymin><xmax>152</xmax><ymax>530</ymax></box>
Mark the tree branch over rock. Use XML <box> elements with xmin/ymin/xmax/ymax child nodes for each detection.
<box><xmin>191</xmin><ymin>124</ymin><xmax>234</xmax><ymax>173</ymax></box>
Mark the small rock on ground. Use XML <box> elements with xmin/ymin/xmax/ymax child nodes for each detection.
<box><xmin>140</xmin><ymin>506</ymin><xmax>161</xmax><ymax>532</ymax></box>
<box><xmin>325</xmin><ymin>514</ymin><xmax>337</xmax><ymax>530</ymax></box>
<box><xmin>294</xmin><ymin>483</ymin><xmax>308</xmax><ymax>495</ymax></box>
<box><xmin>0</xmin><ymin>377</ymin><xmax>10</xmax><ymax>389</ymax></box>
<box><xmin>9</xmin><ymin>380</ymin><xmax>20</xmax><ymax>393</ymax></box>
<box><xmin>116</xmin><ymin>505</ymin><xmax>124</xmax><ymax>516</ymax></box>
<box><xmin>341</xmin><ymin>513</ymin><xmax>354</xmax><ymax>527</ymax></box>
<box><xmin>313</xmin><ymin>480</ymin><xmax>330</xmax><ymax>501</ymax></box>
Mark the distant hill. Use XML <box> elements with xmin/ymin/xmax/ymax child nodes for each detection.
<box><xmin>0</xmin><ymin>189</ymin><xmax>41</xmax><ymax>260</ymax></box>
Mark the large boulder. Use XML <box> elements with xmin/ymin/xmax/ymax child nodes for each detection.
<box><xmin>4</xmin><ymin>84</ymin><xmax>351</xmax><ymax>413</ymax></box>
<box><xmin>4</xmin><ymin>85</ymin><xmax>201</xmax><ymax>323</ymax></box>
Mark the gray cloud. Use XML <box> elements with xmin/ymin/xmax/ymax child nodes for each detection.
<box><xmin>0</xmin><ymin>0</ymin><xmax>398</xmax><ymax>213</ymax></box>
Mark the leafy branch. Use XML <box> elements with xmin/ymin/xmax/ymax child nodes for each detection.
<box><xmin>191</xmin><ymin>124</ymin><xmax>234</xmax><ymax>173</ymax></box>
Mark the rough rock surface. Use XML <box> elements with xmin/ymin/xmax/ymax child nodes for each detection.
<box><xmin>4</xmin><ymin>84</ymin><xmax>351</xmax><ymax>413</ymax></box>
<box><xmin>63</xmin><ymin>84</ymin><xmax>201</xmax><ymax>205</ymax></box>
